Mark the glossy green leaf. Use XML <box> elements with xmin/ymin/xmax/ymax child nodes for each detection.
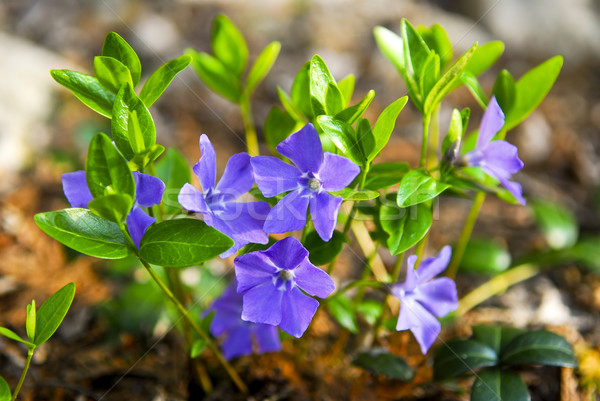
<box><xmin>335</xmin><ymin>89</ymin><xmax>375</xmax><ymax>125</ymax></box>
<box><xmin>86</xmin><ymin>132</ymin><xmax>135</xmax><ymax>199</ymax></box>
<box><xmin>532</xmin><ymin>200</ymin><xmax>578</xmax><ymax>250</ymax></box>
<box><xmin>472</xmin><ymin>325</ymin><xmax>525</xmax><ymax>355</ymax></box>
<box><xmin>364</xmin><ymin>162</ymin><xmax>410</xmax><ymax>190</ymax></box>
<box><xmin>304</xmin><ymin>230</ymin><xmax>346</xmax><ymax>265</ymax></box>
<box><xmin>424</xmin><ymin>43</ymin><xmax>477</xmax><ymax>115</ymax></box>
<box><xmin>26</xmin><ymin>300</ymin><xmax>36</xmax><ymax>342</ymax></box>
<box><xmin>325</xmin><ymin>82</ymin><xmax>344</xmax><ymax>115</ymax></box>
<box><xmin>471</xmin><ymin>369</ymin><xmax>530</xmax><ymax>401</ymax></box>
<box><xmin>264</xmin><ymin>106</ymin><xmax>299</xmax><ymax>153</ymax></box>
<box><xmin>418</xmin><ymin>24</ymin><xmax>453</xmax><ymax>70</ymax></box>
<box><xmin>188</xmin><ymin>49</ymin><xmax>241</xmax><ymax>103</ymax></box>
<box><xmin>464</xmin><ymin>41</ymin><xmax>505</xmax><ymax>77</ymax></box>
<box><xmin>501</xmin><ymin>330</ymin><xmax>578</xmax><ymax>367</ymax></box>
<box><xmin>433</xmin><ymin>339</ymin><xmax>498</xmax><ymax>380</ymax></box>
<box><xmin>381</xmin><ymin>202</ymin><xmax>432</xmax><ymax>255</ymax></box>
<box><xmin>155</xmin><ymin>148</ymin><xmax>192</xmax><ymax>214</ymax></box>
<box><xmin>461</xmin><ymin>72</ymin><xmax>489</xmax><ymax>108</ymax></box>
<box><xmin>101</xmin><ymin>32</ymin><xmax>142</xmax><ymax>87</ymax></box>
<box><xmin>0</xmin><ymin>376</ymin><xmax>10</xmax><ymax>401</ymax></box>
<box><xmin>211</xmin><ymin>14</ymin><xmax>248</xmax><ymax>77</ymax></box>
<box><xmin>139</xmin><ymin>55</ymin><xmax>192</xmax><ymax>107</ymax></box>
<box><xmin>419</xmin><ymin>52</ymin><xmax>440</xmax><ymax>100</ymax></box>
<box><xmin>327</xmin><ymin>294</ymin><xmax>358</xmax><ymax>333</ymax></box>
<box><xmin>139</xmin><ymin>219</ymin><xmax>234</xmax><ymax>267</ymax></box>
<box><xmin>276</xmin><ymin>87</ymin><xmax>305</xmax><ymax>122</ymax></box>
<box><xmin>356</xmin><ymin>118</ymin><xmax>375</xmax><ymax>162</ymax></box>
<box><xmin>34</xmin><ymin>282</ymin><xmax>75</xmax><ymax>346</ymax></box>
<box><xmin>129</xmin><ymin>144</ymin><xmax>165</xmax><ymax>172</ymax></box>
<box><xmin>191</xmin><ymin>338</ymin><xmax>207</xmax><ymax>358</ymax></box>
<box><xmin>337</xmin><ymin>74</ymin><xmax>355</xmax><ymax>106</ymax></box>
<box><xmin>35</xmin><ymin>209</ymin><xmax>132</xmax><ymax>259</ymax></box>
<box><xmin>50</xmin><ymin>70</ymin><xmax>115</xmax><ymax>118</ymax></box>
<box><xmin>330</xmin><ymin>188</ymin><xmax>379</xmax><ymax>201</ymax></box>
<box><xmin>373</xmin><ymin>26</ymin><xmax>405</xmax><ymax>75</ymax></box>
<box><xmin>246</xmin><ymin>41</ymin><xmax>281</xmax><ymax>95</ymax></box>
<box><xmin>460</xmin><ymin>238</ymin><xmax>511</xmax><ymax>275</ymax></box>
<box><xmin>370</xmin><ymin>96</ymin><xmax>408</xmax><ymax>160</ymax></box>
<box><xmin>88</xmin><ymin>193</ymin><xmax>133</xmax><ymax>224</ymax></box>
<box><xmin>0</xmin><ymin>327</ymin><xmax>35</xmax><ymax>348</ymax></box>
<box><xmin>505</xmin><ymin>56</ymin><xmax>563</xmax><ymax>131</ymax></box>
<box><xmin>492</xmin><ymin>69</ymin><xmax>516</xmax><ymax>116</ymax></box>
<box><xmin>317</xmin><ymin>115</ymin><xmax>363</xmax><ymax>165</ymax></box>
<box><xmin>309</xmin><ymin>55</ymin><xmax>336</xmax><ymax>116</ymax></box>
<box><xmin>401</xmin><ymin>19</ymin><xmax>432</xmax><ymax>110</ymax></box>
<box><xmin>353</xmin><ymin>347</ymin><xmax>414</xmax><ymax>381</ymax></box>
<box><xmin>396</xmin><ymin>169</ymin><xmax>449</xmax><ymax>207</ymax></box>
<box><xmin>111</xmin><ymin>82</ymin><xmax>156</xmax><ymax>159</ymax></box>
<box><xmin>93</xmin><ymin>56</ymin><xmax>133</xmax><ymax>94</ymax></box>
<box><xmin>291</xmin><ymin>62</ymin><xmax>313</xmax><ymax>119</ymax></box>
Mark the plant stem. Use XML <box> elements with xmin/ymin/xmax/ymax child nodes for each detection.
<box><xmin>420</xmin><ymin>113</ymin><xmax>431</xmax><ymax>168</ymax></box>
<box><xmin>446</xmin><ymin>191</ymin><xmax>486</xmax><ymax>279</ymax></box>
<box><xmin>426</xmin><ymin>105</ymin><xmax>440</xmax><ymax>170</ymax></box>
<box><xmin>240</xmin><ymin>94</ymin><xmax>259</xmax><ymax>156</ymax></box>
<box><xmin>11</xmin><ymin>348</ymin><xmax>34</xmax><ymax>401</ymax></box>
<box><xmin>455</xmin><ymin>263</ymin><xmax>539</xmax><ymax>317</ymax></box>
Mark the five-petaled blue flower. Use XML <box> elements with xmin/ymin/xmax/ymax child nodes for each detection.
<box><xmin>207</xmin><ymin>281</ymin><xmax>281</xmax><ymax>360</ymax></box>
<box><xmin>251</xmin><ymin>123</ymin><xmax>360</xmax><ymax>241</ymax></box>
<box><xmin>61</xmin><ymin>170</ymin><xmax>165</xmax><ymax>248</ymax></box>
<box><xmin>235</xmin><ymin>237</ymin><xmax>335</xmax><ymax>338</ymax></box>
<box><xmin>462</xmin><ymin>96</ymin><xmax>525</xmax><ymax>204</ymax></box>
<box><xmin>178</xmin><ymin>134</ymin><xmax>270</xmax><ymax>258</ymax></box>
<box><xmin>391</xmin><ymin>246</ymin><xmax>458</xmax><ymax>354</ymax></box>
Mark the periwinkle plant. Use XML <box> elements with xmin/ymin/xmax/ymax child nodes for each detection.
<box><xmin>30</xmin><ymin>13</ymin><xmax>577</xmax><ymax>400</ymax></box>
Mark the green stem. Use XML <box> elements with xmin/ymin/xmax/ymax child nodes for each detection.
<box><xmin>426</xmin><ymin>105</ymin><xmax>440</xmax><ymax>170</ymax></box>
<box><xmin>446</xmin><ymin>191</ymin><xmax>486</xmax><ymax>279</ymax></box>
<box><xmin>240</xmin><ymin>94</ymin><xmax>259</xmax><ymax>156</ymax></box>
<box><xmin>11</xmin><ymin>348</ymin><xmax>34</xmax><ymax>401</ymax></box>
<box><xmin>455</xmin><ymin>263</ymin><xmax>539</xmax><ymax>317</ymax></box>
<box><xmin>420</xmin><ymin>113</ymin><xmax>431</xmax><ymax>168</ymax></box>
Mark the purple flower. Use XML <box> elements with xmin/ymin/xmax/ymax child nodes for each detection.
<box><xmin>251</xmin><ymin>123</ymin><xmax>360</xmax><ymax>241</ymax></box>
<box><xmin>178</xmin><ymin>134</ymin><xmax>270</xmax><ymax>258</ymax></box>
<box><xmin>463</xmin><ymin>96</ymin><xmax>525</xmax><ymax>204</ymax></box>
<box><xmin>391</xmin><ymin>246</ymin><xmax>458</xmax><ymax>354</ymax></box>
<box><xmin>61</xmin><ymin>170</ymin><xmax>164</xmax><ymax>247</ymax></box>
<box><xmin>207</xmin><ymin>282</ymin><xmax>281</xmax><ymax>360</ymax></box>
<box><xmin>235</xmin><ymin>237</ymin><xmax>335</xmax><ymax>338</ymax></box>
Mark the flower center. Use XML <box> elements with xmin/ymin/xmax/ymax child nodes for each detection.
<box><xmin>278</xmin><ymin>269</ymin><xmax>294</xmax><ymax>281</ymax></box>
<box><xmin>308</xmin><ymin>177</ymin><xmax>321</xmax><ymax>191</ymax></box>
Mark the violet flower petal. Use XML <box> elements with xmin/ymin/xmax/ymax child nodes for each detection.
<box><xmin>133</xmin><ymin>171</ymin><xmax>165</xmax><ymax>207</ymax></box>
<box><xmin>251</xmin><ymin>156</ymin><xmax>303</xmax><ymax>197</ymax></box>
<box><xmin>396</xmin><ymin>296</ymin><xmax>441</xmax><ymax>354</ymax></box>
<box><xmin>209</xmin><ymin>286</ymin><xmax>243</xmax><ymax>336</ymax></box>
<box><xmin>275</xmin><ymin>123</ymin><xmax>323</xmax><ymax>173</ymax></box>
<box><xmin>309</xmin><ymin>191</ymin><xmax>342</xmax><ymax>241</ymax></box>
<box><xmin>294</xmin><ymin>259</ymin><xmax>335</xmax><ymax>298</ymax></box>
<box><xmin>496</xmin><ymin>175</ymin><xmax>526</xmax><ymax>205</ymax></box>
<box><xmin>480</xmin><ymin>141</ymin><xmax>524</xmax><ymax>176</ymax></box>
<box><xmin>235</xmin><ymin>252</ymin><xmax>278</xmax><ymax>293</ymax></box>
<box><xmin>221</xmin><ymin>325</ymin><xmax>253</xmax><ymax>360</ymax></box>
<box><xmin>62</xmin><ymin>170</ymin><xmax>93</xmax><ymax>208</ymax></box>
<box><xmin>263</xmin><ymin>189</ymin><xmax>310</xmax><ymax>234</ymax></box>
<box><xmin>241</xmin><ymin>283</ymin><xmax>283</xmax><ymax>326</ymax></box>
<box><xmin>415</xmin><ymin>245</ymin><xmax>452</xmax><ymax>283</ymax></box>
<box><xmin>318</xmin><ymin>152</ymin><xmax>361</xmax><ymax>192</ymax></box>
<box><xmin>212</xmin><ymin>201</ymin><xmax>270</xmax><ymax>258</ymax></box>
<box><xmin>253</xmin><ymin>324</ymin><xmax>282</xmax><ymax>354</ymax></box>
<box><xmin>126</xmin><ymin>206</ymin><xmax>155</xmax><ymax>248</ymax></box>
<box><xmin>477</xmin><ymin>96</ymin><xmax>505</xmax><ymax>147</ymax></box>
<box><xmin>215</xmin><ymin>152</ymin><xmax>254</xmax><ymax>200</ymax></box>
<box><xmin>178</xmin><ymin>183</ymin><xmax>210</xmax><ymax>214</ymax></box>
<box><xmin>414</xmin><ymin>277</ymin><xmax>458</xmax><ymax>317</ymax></box>
<box><xmin>278</xmin><ymin>287</ymin><xmax>319</xmax><ymax>338</ymax></box>
<box><xmin>192</xmin><ymin>134</ymin><xmax>217</xmax><ymax>192</ymax></box>
<box><xmin>262</xmin><ymin>236</ymin><xmax>309</xmax><ymax>271</ymax></box>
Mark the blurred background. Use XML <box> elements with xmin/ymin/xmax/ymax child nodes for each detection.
<box><xmin>1</xmin><ymin>0</ymin><xmax>600</xmax><ymax>399</ymax></box>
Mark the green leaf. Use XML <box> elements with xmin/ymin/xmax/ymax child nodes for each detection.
<box><xmin>35</xmin><ymin>209</ymin><xmax>132</xmax><ymax>259</ymax></box>
<box><xmin>442</xmin><ymin>108</ymin><xmax>464</xmax><ymax>157</ymax></box>
<box><xmin>501</xmin><ymin>330</ymin><xmax>578</xmax><ymax>368</ymax></box>
<box><xmin>129</xmin><ymin>144</ymin><xmax>165</xmax><ymax>172</ymax></box>
<box><xmin>460</xmin><ymin>238</ymin><xmax>511</xmax><ymax>275</ymax></box>
<box><xmin>461</xmin><ymin>72</ymin><xmax>489</xmax><ymax>108</ymax></box>
<box><xmin>139</xmin><ymin>55</ymin><xmax>192</xmax><ymax>107</ymax></box>
<box><xmin>102</xmin><ymin>32</ymin><xmax>142</xmax><ymax>87</ymax></box>
<box><xmin>356</xmin><ymin>118</ymin><xmax>375</xmax><ymax>162</ymax></box>
<box><xmin>188</xmin><ymin>49</ymin><xmax>241</xmax><ymax>103</ymax></box>
<box><xmin>373</xmin><ymin>26</ymin><xmax>405</xmax><ymax>75</ymax></box>
<box><xmin>50</xmin><ymin>70</ymin><xmax>115</xmax><ymax>118</ymax></box>
<box><xmin>353</xmin><ymin>347</ymin><xmax>414</xmax><ymax>381</ymax></box>
<box><xmin>325</xmin><ymin>82</ymin><xmax>344</xmax><ymax>115</ymax></box>
<box><xmin>86</xmin><ymin>132</ymin><xmax>135</xmax><ymax>199</ymax></box>
<box><xmin>139</xmin><ymin>219</ymin><xmax>234</xmax><ymax>267</ymax></box>
<box><xmin>190</xmin><ymin>338</ymin><xmax>207</xmax><ymax>358</ymax></box>
<box><xmin>88</xmin><ymin>193</ymin><xmax>133</xmax><ymax>224</ymax></box>
<box><xmin>471</xmin><ymin>369</ymin><xmax>530</xmax><ymax>401</ymax></box>
<box><xmin>111</xmin><ymin>82</ymin><xmax>157</xmax><ymax>159</ymax></box>
<box><xmin>155</xmin><ymin>148</ymin><xmax>192</xmax><ymax>215</ymax></box>
<box><xmin>317</xmin><ymin>115</ymin><xmax>363</xmax><ymax>165</ymax></box>
<box><xmin>335</xmin><ymin>89</ymin><xmax>375</xmax><ymax>125</ymax></box>
<box><xmin>492</xmin><ymin>69</ymin><xmax>516</xmax><ymax>116</ymax></box>
<box><xmin>327</xmin><ymin>294</ymin><xmax>358</xmax><ymax>333</ymax></box>
<box><xmin>264</xmin><ymin>107</ymin><xmax>300</xmax><ymax>153</ymax></box>
<box><xmin>291</xmin><ymin>62</ymin><xmax>313</xmax><ymax>119</ymax></box>
<box><xmin>364</xmin><ymin>162</ymin><xmax>410</xmax><ymax>190</ymax></box>
<box><xmin>304</xmin><ymin>230</ymin><xmax>346</xmax><ymax>265</ymax></box>
<box><xmin>356</xmin><ymin>299</ymin><xmax>383</xmax><ymax>325</ymax></box>
<box><xmin>424</xmin><ymin>43</ymin><xmax>477</xmax><ymax>115</ymax></box>
<box><xmin>401</xmin><ymin>19</ymin><xmax>432</xmax><ymax>110</ymax></box>
<box><xmin>276</xmin><ymin>87</ymin><xmax>306</xmax><ymax>122</ymax></box>
<box><xmin>380</xmin><ymin>202</ymin><xmax>432</xmax><ymax>255</ymax></box>
<box><xmin>309</xmin><ymin>55</ymin><xmax>337</xmax><ymax>116</ymax></box>
<box><xmin>464</xmin><ymin>41</ymin><xmax>505</xmax><ymax>77</ymax></box>
<box><xmin>211</xmin><ymin>14</ymin><xmax>248</xmax><ymax>77</ymax></box>
<box><xmin>0</xmin><ymin>376</ymin><xmax>11</xmax><ymax>401</ymax></box>
<box><xmin>396</xmin><ymin>169</ymin><xmax>449</xmax><ymax>207</ymax></box>
<box><xmin>569</xmin><ymin>236</ymin><xmax>600</xmax><ymax>272</ymax></box>
<box><xmin>419</xmin><ymin>52</ymin><xmax>440</xmax><ymax>100</ymax></box>
<box><xmin>26</xmin><ymin>300</ymin><xmax>36</xmax><ymax>342</ymax></box>
<box><xmin>93</xmin><ymin>56</ymin><xmax>133</xmax><ymax>94</ymax></box>
<box><xmin>0</xmin><ymin>327</ymin><xmax>35</xmax><ymax>348</ymax></box>
<box><xmin>505</xmin><ymin>56</ymin><xmax>563</xmax><ymax>131</ymax></box>
<box><xmin>34</xmin><ymin>282</ymin><xmax>76</xmax><ymax>346</ymax></box>
<box><xmin>472</xmin><ymin>325</ymin><xmax>525</xmax><ymax>355</ymax></box>
<box><xmin>337</xmin><ymin>74</ymin><xmax>355</xmax><ymax>106</ymax></box>
<box><xmin>531</xmin><ymin>200</ymin><xmax>578</xmax><ymax>250</ymax></box>
<box><xmin>246</xmin><ymin>41</ymin><xmax>281</xmax><ymax>95</ymax></box>
<box><xmin>330</xmin><ymin>188</ymin><xmax>379</xmax><ymax>201</ymax></box>
<box><xmin>370</xmin><ymin>96</ymin><xmax>408</xmax><ymax>161</ymax></box>
<box><xmin>418</xmin><ymin>24</ymin><xmax>453</xmax><ymax>70</ymax></box>
<box><xmin>433</xmin><ymin>339</ymin><xmax>498</xmax><ymax>381</ymax></box>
